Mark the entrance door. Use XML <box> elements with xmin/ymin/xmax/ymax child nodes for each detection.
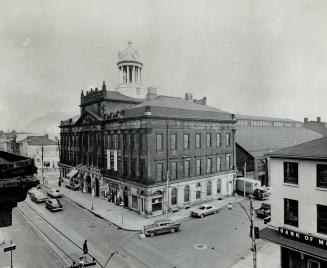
<box><xmin>123</xmin><ymin>192</ymin><xmax>128</xmax><ymax>207</ymax></box>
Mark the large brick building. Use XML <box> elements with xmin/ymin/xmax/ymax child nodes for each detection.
<box><xmin>59</xmin><ymin>42</ymin><xmax>237</xmax><ymax>217</ymax></box>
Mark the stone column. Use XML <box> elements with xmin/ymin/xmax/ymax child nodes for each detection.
<box><xmin>127</xmin><ymin>65</ymin><xmax>130</xmax><ymax>83</ymax></box>
<box><xmin>119</xmin><ymin>67</ymin><xmax>123</xmax><ymax>83</ymax></box>
<box><xmin>83</xmin><ymin>174</ymin><xmax>88</xmax><ymax>193</ymax></box>
<box><xmin>139</xmin><ymin>68</ymin><xmax>142</xmax><ymax>84</ymax></box>
<box><xmin>132</xmin><ymin>66</ymin><xmax>135</xmax><ymax>83</ymax></box>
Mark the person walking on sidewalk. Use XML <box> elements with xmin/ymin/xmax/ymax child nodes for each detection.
<box><xmin>83</xmin><ymin>240</ymin><xmax>88</xmax><ymax>255</ymax></box>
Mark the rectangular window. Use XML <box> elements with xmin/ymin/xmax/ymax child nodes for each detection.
<box><xmin>141</xmin><ymin>133</ymin><xmax>147</xmax><ymax>151</ymax></box>
<box><xmin>216</xmin><ymin>156</ymin><xmax>221</xmax><ymax>171</ymax></box>
<box><xmin>225</xmin><ymin>154</ymin><xmax>231</xmax><ymax>170</ymax></box>
<box><xmin>131</xmin><ymin>160</ymin><xmax>137</xmax><ymax>178</ymax></box>
<box><xmin>206</xmin><ymin>158</ymin><xmax>212</xmax><ymax>174</ymax></box>
<box><xmin>216</xmin><ymin>133</ymin><xmax>221</xmax><ymax>147</ymax></box>
<box><xmin>184</xmin><ymin>134</ymin><xmax>189</xmax><ymax>149</ymax></box>
<box><xmin>123</xmin><ymin>159</ymin><xmax>128</xmax><ymax>176</ymax></box>
<box><xmin>284</xmin><ymin>162</ymin><xmax>298</xmax><ymax>184</ymax></box>
<box><xmin>317</xmin><ymin>204</ymin><xmax>327</xmax><ymax>235</ymax></box>
<box><xmin>140</xmin><ymin>159</ymin><xmax>146</xmax><ymax>179</ymax></box>
<box><xmin>226</xmin><ymin>133</ymin><xmax>230</xmax><ymax>147</ymax></box>
<box><xmin>132</xmin><ymin>134</ymin><xmax>137</xmax><ymax>150</ymax></box>
<box><xmin>206</xmin><ymin>133</ymin><xmax>211</xmax><ymax>148</ymax></box>
<box><xmin>156</xmin><ymin>163</ymin><xmax>163</xmax><ymax>181</ymax></box>
<box><xmin>156</xmin><ymin>133</ymin><xmax>163</xmax><ymax>152</ymax></box>
<box><xmin>317</xmin><ymin>164</ymin><xmax>327</xmax><ymax>188</ymax></box>
<box><xmin>195</xmin><ymin>133</ymin><xmax>201</xmax><ymax>149</ymax></box>
<box><xmin>171</xmin><ymin>134</ymin><xmax>177</xmax><ymax>150</ymax></box>
<box><xmin>284</xmin><ymin>198</ymin><xmax>298</xmax><ymax>227</ymax></box>
<box><xmin>184</xmin><ymin>160</ymin><xmax>190</xmax><ymax>177</ymax></box>
<box><xmin>171</xmin><ymin>161</ymin><xmax>177</xmax><ymax>180</ymax></box>
<box><xmin>196</xmin><ymin>159</ymin><xmax>201</xmax><ymax>175</ymax></box>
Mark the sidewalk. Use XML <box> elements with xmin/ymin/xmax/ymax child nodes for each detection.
<box><xmin>40</xmin><ymin>173</ymin><xmax>245</xmax><ymax>231</ymax></box>
<box><xmin>230</xmin><ymin>242</ymin><xmax>280</xmax><ymax>268</ymax></box>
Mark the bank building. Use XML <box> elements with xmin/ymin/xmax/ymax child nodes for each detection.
<box><xmin>59</xmin><ymin>41</ymin><xmax>237</xmax><ymax>217</ymax></box>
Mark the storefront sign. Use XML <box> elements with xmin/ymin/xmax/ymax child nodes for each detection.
<box><xmin>279</xmin><ymin>227</ymin><xmax>327</xmax><ymax>249</ymax></box>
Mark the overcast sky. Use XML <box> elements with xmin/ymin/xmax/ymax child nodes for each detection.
<box><xmin>1</xmin><ymin>0</ymin><xmax>327</xmax><ymax>131</ymax></box>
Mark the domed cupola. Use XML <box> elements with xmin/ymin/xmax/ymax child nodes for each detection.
<box><xmin>117</xmin><ymin>41</ymin><xmax>143</xmax><ymax>86</ymax></box>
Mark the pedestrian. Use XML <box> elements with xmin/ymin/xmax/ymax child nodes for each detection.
<box><xmin>83</xmin><ymin>240</ymin><xmax>88</xmax><ymax>255</ymax></box>
<box><xmin>58</xmin><ymin>180</ymin><xmax>61</xmax><ymax>187</ymax></box>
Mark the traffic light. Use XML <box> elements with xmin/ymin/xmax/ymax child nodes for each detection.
<box><xmin>249</xmin><ymin>226</ymin><xmax>260</xmax><ymax>239</ymax></box>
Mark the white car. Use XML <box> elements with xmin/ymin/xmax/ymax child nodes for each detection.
<box><xmin>28</xmin><ymin>185</ymin><xmax>42</xmax><ymax>196</ymax></box>
<box><xmin>191</xmin><ymin>204</ymin><xmax>220</xmax><ymax>218</ymax></box>
<box><xmin>47</xmin><ymin>188</ymin><xmax>62</xmax><ymax>198</ymax></box>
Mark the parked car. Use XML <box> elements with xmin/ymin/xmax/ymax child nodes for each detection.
<box><xmin>143</xmin><ymin>219</ymin><xmax>181</xmax><ymax>237</ymax></box>
<box><xmin>28</xmin><ymin>185</ymin><xmax>42</xmax><ymax>196</ymax></box>
<box><xmin>252</xmin><ymin>187</ymin><xmax>270</xmax><ymax>200</ymax></box>
<box><xmin>31</xmin><ymin>192</ymin><xmax>48</xmax><ymax>203</ymax></box>
<box><xmin>47</xmin><ymin>188</ymin><xmax>62</xmax><ymax>198</ymax></box>
<box><xmin>191</xmin><ymin>204</ymin><xmax>220</xmax><ymax>218</ymax></box>
<box><xmin>45</xmin><ymin>198</ymin><xmax>63</xmax><ymax>212</ymax></box>
<box><xmin>256</xmin><ymin>203</ymin><xmax>271</xmax><ymax>218</ymax></box>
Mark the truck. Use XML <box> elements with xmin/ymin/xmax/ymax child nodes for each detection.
<box><xmin>236</xmin><ymin>177</ymin><xmax>261</xmax><ymax>195</ymax></box>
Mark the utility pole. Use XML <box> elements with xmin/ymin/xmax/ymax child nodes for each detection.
<box><xmin>41</xmin><ymin>143</ymin><xmax>44</xmax><ymax>184</ymax></box>
<box><xmin>250</xmin><ymin>195</ymin><xmax>257</xmax><ymax>268</ymax></box>
<box><xmin>166</xmin><ymin>170</ymin><xmax>170</xmax><ymax>217</ymax></box>
<box><xmin>244</xmin><ymin>162</ymin><xmax>247</xmax><ymax>197</ymax></box>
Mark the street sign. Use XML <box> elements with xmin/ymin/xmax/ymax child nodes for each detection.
<box><xmin>4</xmin><ymin>244</ymin><xmax>16</xmax><ymax>252</ymax></box>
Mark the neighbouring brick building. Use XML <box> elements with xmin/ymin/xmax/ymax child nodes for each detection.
<box><xmin>59</xmin><ymin>42</ymin><xmax>237</xmax><ymax>217</ymax></box>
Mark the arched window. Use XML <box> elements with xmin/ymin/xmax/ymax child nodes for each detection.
<box><xmin>171</xmin><ymin>188</ymin><xmax>177</xmax><ymax>205</ymax></box>
<box><xmin>184</xmin><ymin>185</ymin><xmax>190</xmax><ymax>202</ymax></box>
<box><xmin>196</xmin><ymin>183</ymin><xmax>201</xmax><ymax>199</ymax></box>
<box><xmin>217</xmin><ymin>179</ymin><xmax>221</xmax><ymax>194</ymax></box>
<box><xmin>207</xmin><ymin>181</ymin><xmax>212</xmax><ymax>196</ymax></box>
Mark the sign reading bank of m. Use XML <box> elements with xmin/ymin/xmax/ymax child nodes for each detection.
<box><xmin>106</xmin><ymin>150</ymin><xmax>117</xmax><ymax>171</ymax></box>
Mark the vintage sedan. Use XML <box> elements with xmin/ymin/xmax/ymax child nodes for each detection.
<box><xmin>191</xmin><ymin>204</ymin><xmax>220</xmax><ymax>218</ymax></box>
<box><xmin>143</xmin><ymin>219</ymin><xmax>181</xmax><ymax>237</ymax></box>
<box><xmin>28</xmin><ymin>185</ymin><xmax>42</xmax><ymax>196</ymax></box>
<box><xmin>31</xmin><ymin>192</ymin><xmax>48</xmax><ymax>203</ymax></box>
<box><xmin>47</xmin><ymin>188</ymin><xmax>62</xmax><ymax>198</ymax></box>
<box><xmin>45</xmin><ymin>198</ymin><xmax>63</xmax><ymax>212</ymax></box>
<box><xmin>256</xmin><ymin>203</ymin><xmax>271</xmax><ymax>218</ymax></box>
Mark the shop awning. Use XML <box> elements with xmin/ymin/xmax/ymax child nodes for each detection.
<box><xmin>260</xmin><ymin>227</ymin><xmax>327</xmax><ymax>260</ymax></box>
<box><xmin>67</xmin><ymin>168</ymin><xmax>78</xmax><ymax>178</ymax></box>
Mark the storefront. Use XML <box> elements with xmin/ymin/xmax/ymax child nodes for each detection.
<box><xmin>260</xmin><ymin>227</ymin><xmax>327</xmax><ymax>268</ymax></box>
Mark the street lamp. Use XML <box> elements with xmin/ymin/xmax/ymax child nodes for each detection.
<box><xmin>228</xmin><ymin>195</ymin><xmax>257</xmax><ymax>268</ymax></box>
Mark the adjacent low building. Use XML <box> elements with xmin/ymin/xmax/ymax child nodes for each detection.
<box><xmin>260</xmin><ymin>136</ymin><xmax>327</xmax><ymax>267</ymax></box>
<box><xmin>235</xmin><ymin>115</ymin><xmax>322</xmax><ymax>186</ymax></box>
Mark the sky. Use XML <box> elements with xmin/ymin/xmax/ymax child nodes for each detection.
<box><xmin>0</xmin><ymin>0</ymin><xmax>327</xmax><ymax>132</ymax></box>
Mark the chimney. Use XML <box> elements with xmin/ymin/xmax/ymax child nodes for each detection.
<box><xmin>185</xmin><ymin>92</ymin><xmax>193</xmax><ymax>101</ymax></box>
<box><xmin>144</xmin><ymin>105</ymin><xmax>152</xmax><ymax>116</ymax></box>
<box><xmin>146</xmin><ymin>87</ymin><xmax>157</xmax><ymax>101</ymax></box>
<box><xmin>304</xmin><ymin>117</ymin><xmax>308</xmax><ymax>123</ymax></box>
<box><xmin>317</xmin><ymin>117</ymin><xmax>321</xmax><ymax>123</ymax></box>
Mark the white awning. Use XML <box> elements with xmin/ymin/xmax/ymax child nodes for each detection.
<box><xmin>67</xmin><ymin>168</ymin><xmax>78</xmax><ymax>178</ymax></box>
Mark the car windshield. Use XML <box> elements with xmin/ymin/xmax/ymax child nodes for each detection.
<box><xmin>199</xmin><ymin>206</ymin><xmax>206</xmax><ymax>210</ymax></box>
<box><xmin>51</xmin><ymin>199</ymin><xmax>60</xmax><ymax>206</ymax></box>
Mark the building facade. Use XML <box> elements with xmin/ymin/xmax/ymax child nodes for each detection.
<box><xmin>59</xmin><ymin>42</ymin><xmax>237</xmax><ymax>217</ymax></box>
<box><xmin>260</xmin><ymin>137</ymin><xmax>327</xmax><ymax>267</ymax></box>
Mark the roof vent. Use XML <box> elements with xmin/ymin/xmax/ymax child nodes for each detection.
<box><xmin>304</xmin><ymin>117</ymin><xmax>308</xmax><ymax>123</ymax></box>
<box><xmin>317</xmin><ymin>117</ymin><xmax>321</xmax><ymax>123</ymax></box>
<box><xmin>185</xmin><ymin>92</ymin><xmax>193</xmax><ymax>101</ymax></box>
<box><xmin>146</xmin><ymin>87</ymin><xmax>157</xmax><ymax>101</ymax></box>
<box><xmin>144</xmin><ymin>106</ymin><xmax>152</xmax><ymax>116</ymax></box>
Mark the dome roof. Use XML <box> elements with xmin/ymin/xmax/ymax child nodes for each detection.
<box><xmin>117</xmin><ymin>41</ymin><xmax>140</xmax><ymax>61</ymax></box>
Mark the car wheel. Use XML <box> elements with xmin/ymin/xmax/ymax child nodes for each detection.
<box><xmin>149</xmin><ymin>232</ymin><xmax>155</xmax><ymax>237</ymax></box>
<box><xmin>214</xmin><ymin>211</ymin><xmax>217</xmax><ymax>214</ymax></box>
<box><xmin>200</xmin><ymin>214</ymin><xmax>204</xmax><ymax>218</ymax></box>
<box><xmin>171</xmin><ymin>228</ymin><xmax>175</xmax><ymax>233</ymax></box>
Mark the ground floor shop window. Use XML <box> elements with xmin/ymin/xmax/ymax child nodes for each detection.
<box><xmin>152</xmin><ymin>197</ymin><xmax>162</xmax><ymax>212</ymax></box>
<box><xmin>132</xmin><ymin>195</ymin><xmax>138</xmax><ymax>209</ymax></box>
<box><xmin>207</xmin><ymin>181</ymin><xmax>212</xmax><ymax>196</ymax></box>
<box><xmin>184</xmin><ymin>185</ymin><xmax>190</xmax><ymax>202</ymax></box>
<box><xmin>196</xmin><ymin>183</ymin><xmax>201</xmax><ymax>199</ymax></box>
<box><xmin>171</xmin><ymin>188</ymin><xmax>177</xmax><ymax>205</ymax></box>
<box><xmin>217</xmin><ymin>179</ymin><xmax>221</xmax><ymax>194</ymax></box>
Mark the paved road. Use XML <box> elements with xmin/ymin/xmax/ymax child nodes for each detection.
<box><xmin>0</xmin><ymin>189</ymin><xmax>268</xmax><ymax>268</ymax></box>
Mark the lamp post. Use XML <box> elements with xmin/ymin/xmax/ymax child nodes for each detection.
<box><xmin>228</xmin><ymin>195</ymin><xmax>257</xmax><ymax>268</ymax></box>
<box><xmin>166</xmin><ymin>170</ymin><xmax>170</xmax><ymax>217</ymax></box>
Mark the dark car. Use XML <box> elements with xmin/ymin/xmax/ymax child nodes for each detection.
<box><xmin>256</xmin><ymin>203</ymin><xmax>271</xmax><ymax>218</ymax></box>
<box><xmin>143</xmin><ymin>219</ymin><xmax>181</xmax><ymax>237</ymax></box>
<box><xmin>252</xmin><ymin>187</ymin><xmax>270</xmax><ymax>200</ymax></box>
<box><xmin>45</xmin><ymin>198</ymin><xmax>63</xmax><ymax>212</ymax></box>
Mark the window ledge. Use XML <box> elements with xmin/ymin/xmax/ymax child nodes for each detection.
<box><xmin>283</xmin><ymin>183</ymin><xmax>299</xmax><ymax>188</ymax></box>
<box><xmin>316</xmin><ymin>187</ymin><xmax>327</xmax><ymax>192</ymax></box>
